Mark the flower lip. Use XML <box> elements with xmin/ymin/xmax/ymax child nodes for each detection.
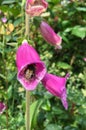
<box><xmin>55</xmin><ymin>44</ymin><xmax>62</xmax><ymax>50</ymax></box>
<box><xmin>17</xmin><ymin>61</ymin><xmax>46</xmax><ymax>90</ymax></box>
<box><xmin>42</xmin><ymin>73</ymin><xmax>69</xmax><ymax>110</ymax></box>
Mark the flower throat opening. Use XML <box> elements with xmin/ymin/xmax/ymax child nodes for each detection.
<box><xmin>32</xmin><ymin>0</ymin><xmax>42</xmax><ymax>5</ymax></box>
<box><xmin>24</xmin><ymin>64</ymin><xmax>36</xmax><ymax>80</ymax></box>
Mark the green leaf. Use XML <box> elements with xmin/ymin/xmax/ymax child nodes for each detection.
<box><xmin>52</xmin><ymin>107</ymin><xmax>64</xmax><ymax>115</ymax></box>
<box><xmin>0</xmin><ymin>73</ymin><xmax>6</xmax><ymax>79</ymax></box>
<box><xmin>0</xmin><ymin>115</ymin><xmax>6</xmax><ymax>124</ymax></box>
<box><xmin>81</xmin><ymin>89</ymin><xmax>86</xmax><ymax>97</ymax></box>
<box><xmin>14</xmin><ymin>18</ymin><xmax>22</xmax><ymax>27</ymax></box>
<box><xmin>42</xmin><ymin>100</ymin><xmax>51</xmax><ymax>111</ymax></box>
<box><xmin>7</xmin><ymin>85</ymin><xmax>12</xmax><ymax>99</ymax></box>
<box><xmin>7</xmin><ymin>72</ymin><xmax>16</xmax><ymax>82</ymax></box>
<box><xmin>2</xmin><ymin>0</ymin><xmax>16</xmax><ymax>4</ymax></box>
<box><xmin>6</xmin><ymin>42</ymin><xmax>18</xmax><ymax>46</ymax></box>
<box><xmin>71</xmin><ymin>26</ymin><xmax>86</xmax><ymax>39</ymax></box>
<box><xmin>0</xmin><ymin>5</ymin><xmax>9</xmax><ymax>12</ymax></box>
<box><xmin>62</xmin><ymin>35</ymin><xmax>69</xmax><ymax>44</ymax></box>
<box><xmin>45</xmin><ymin>124</ymin><xmax>62</xmax><ymax>130</ymax></box>
<box><xmin>30</xmin><ymin>99</ymin><xmax>43</xmax><ymax>129</ymax></box>
<box><xmin>57</xmin><ymin>62</ymin><xmax>71</xmax><ymax>69</ymax></box>
<box><xmin>76</xmin><ymin>7</ymin><xmax>86</xmax><ymax>12</ymax></box>
<box><xmin>64</xmin><ymin>28</ymin><xmax>72</xmax><ymax>33</ymax></box>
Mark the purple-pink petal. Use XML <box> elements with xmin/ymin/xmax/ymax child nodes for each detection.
<box><xmin>26</xmin><ymin>0</ymin><xmax>48</xmax><ymax>17</ymax></box>
<box><xmin>16</xmin><ymin>40</ymin><xmax>46</xmax><ymax>90</ymax></box>
<box><xmin>0</xmin><ymin>102</ymin><xmax>6</xmax><ymax>114</ymax></box>
<box><xmin>16</xmin><ymin>40</ymin><xmax>40</xmax><ymax>71</ymax></box>
<box><xmin>40</xmin><ymin>21</ymin><xmax>62</xmax><ymax>49</ymax></box>
<box><xmin>42</xmin><ymin>73</ymin><xmax>69</xmax><ymax>110</ymax></box>
<box><xmin>83</xmin><ymin>57</ymin><xmax>86</xmax><ymax>62</ymax></box>
<box><xmin>1</xmin><ymin>17</ymin><xmax>7</xmax><ymax>23</ymax></box>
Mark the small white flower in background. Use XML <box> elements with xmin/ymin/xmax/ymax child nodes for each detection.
<box><xmin>1</xmin><ymin>17</ymin><xmax>7</xmax><ymax>23</ymax></box>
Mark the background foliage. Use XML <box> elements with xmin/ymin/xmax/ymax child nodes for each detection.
<box><xmin>0</xmin><ymin>0</ymin><xmax>86</xmax><ymax>130</ymax></box>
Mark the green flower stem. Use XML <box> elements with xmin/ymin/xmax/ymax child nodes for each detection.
<box><xmin>26</xmin><ymin>91</ymin><xmax>30</xmax><ymax>130</ymax></box>
<box><xmin>25</xmin><ymin>13</ymin><xmax>29</xmax><ymax>38</ymax></box>
<box><xmin>25</xmin><ymin>13</ymin><xmax>30</xmax><ymax>130</ymax></box>
<box><xmin>3</xmin><ymin>25</ymin><xmax>8</xmax><ymax>130</ymax></box>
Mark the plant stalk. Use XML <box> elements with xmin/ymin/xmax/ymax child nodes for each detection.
<box><xmin>3</xmin><ymin>25</ymin><xmax>8</xmax><ymax>130</ymax></box>
<box><xmin>25</xmin><ymin>13</ymin><xmax>30</xmax><ymax>130</ymax></box>
<box><xmin>25</xmin><ymin>13</ymin><xmax>29</xmax><ymax>38</ymax></box>
<box><xmin>26</xmin><ymin>90</ymin><xmax>30</xmax><ymax>130</ymax></box>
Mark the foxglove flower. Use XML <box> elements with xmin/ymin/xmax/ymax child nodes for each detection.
<box><xmin>16</xmin><ymin>40</ymin><xmax>46</xmax><ymax>90</ymax></box>
<box><xmin>40</xmin><ymin>21</ymin><xmax>62</xmax><ymax>49</ymax></box>
<box><xmin>0</xmin><ymin>102</ymin><xmax>6</xmax><ymax>114</ymax></box>
<box><xmin>26</xmin><ymin>0</ymin><xmax>48</xmax><ymax>17</ymax></box>
<box><xmin>42</xmin><ymin>73</ymin><xmax>70</xmax><ymax>110</ymax></box>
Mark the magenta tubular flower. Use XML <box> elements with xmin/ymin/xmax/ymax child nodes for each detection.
<box><xmin>26</xmin><ymin>0</ymin><xmax>48</xmax><ymax>17</ymax></box>
<box><xmin>16</xmin><ymin>40</ymin><xmax>46</xmax><ymax>90</ymax></box>
<box><xmin>40</xmin><ymin>21</ymin><xmax>62</xmax><ymax>49</ymax></box>
<box><xmin>0</xmin><ymin>102</ymin><xmax>6</xmax><ymax>114</ymax></box>
<box><xmin>42</xmin><ymin>73</ymin><xmax>70</xmax><ymax>110</ymax></box>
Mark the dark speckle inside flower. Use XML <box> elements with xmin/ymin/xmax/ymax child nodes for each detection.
<box><xmin>31</xmin><ymin>0</ymin><xmax>42</xmax><ymax>5</ymax></box>
<box><xmin>24</xmin><ymin>64</ymin><xmax>36</xmax><ymax>80</ymax></box>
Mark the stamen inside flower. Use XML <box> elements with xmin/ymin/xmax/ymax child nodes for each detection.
<box><xmin>24</xmin><ymin>64</ymin><xmax>36</xmax><ymax>80</ymax></box>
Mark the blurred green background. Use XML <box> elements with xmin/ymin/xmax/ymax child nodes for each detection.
<box><xmin>0</xmin><ymin>0</ymin><xmax>86</xmax><ymax>130</ymax></box>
